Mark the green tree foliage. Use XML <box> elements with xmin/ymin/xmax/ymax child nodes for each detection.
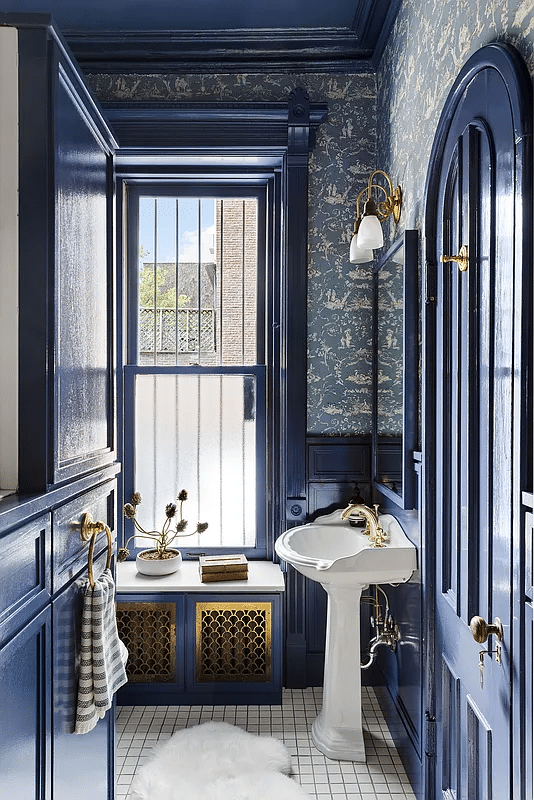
<box><xmin>139</xmin><ymin>254</ymin><xmax>190</xmax><ymax>308</ymax></box>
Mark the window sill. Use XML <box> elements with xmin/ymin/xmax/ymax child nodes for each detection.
<box><xmin>116</xmin><ymin>560</ymin><xmax>285</xmax><ymax>593</ymax></box>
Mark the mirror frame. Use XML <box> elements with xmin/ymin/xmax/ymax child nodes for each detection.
<box><xmin>372</xmin><ymin>229</ymin><xmax>418</xmax><ymax>510</ymax></box>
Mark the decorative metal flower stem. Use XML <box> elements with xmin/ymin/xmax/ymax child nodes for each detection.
<box><xmin>118</xmin><ymin>490</ymin><xmax>208</xmax><ymax>561</ymax></box>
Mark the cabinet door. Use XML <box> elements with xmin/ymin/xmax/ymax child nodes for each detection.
<box><xmin>0</xmin><ymin>513</ymin><xmax>51</xmax><ymax>647</ymax></box>
<box><xmin>0</xmin><ymin>606</ymin><xmax>51</xmax><ymax>800</ymax></box>
<box><xmin>185</xmin><ymin>593</ymin><xmax>282</xmax><ymax>704</ymax></box>
<box><xmin>52</xmin><ymin>478</ymin><xmax>116</xmax><ymax>596</ymax></box>
<box><xmin>15</xmin><ymin>23</ymin><xmax>116</xmax><ymax>492</ymax></box>
<box><xmin>52</xmin><ymin>548</ymin><xmax>114</xmax><ymax>800</ymax></box>
<box><xmin>52</xmin><ymin>58</ymin><xmax>116</xmax><ymax>485</ymax></box>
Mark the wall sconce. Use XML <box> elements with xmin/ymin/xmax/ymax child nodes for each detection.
<box><xmin>350</xmin><ymin>170</ymin><xmax>402</xmax><ymax>261</ymax></box>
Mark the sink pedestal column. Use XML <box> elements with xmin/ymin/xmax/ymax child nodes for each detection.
<box><xmin>312</xmin><ymin>584</ymin><xmax>366</xmax><ymax>761</ymax></box>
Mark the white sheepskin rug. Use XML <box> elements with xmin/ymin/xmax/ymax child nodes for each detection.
<box><xmin>129</xmin><ymin>720</ymin><xmax>310</xmax><ymax>800</ymax></box>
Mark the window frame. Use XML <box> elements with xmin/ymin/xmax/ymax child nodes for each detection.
<box><xmin>122</xmin><ymin>179</ymin><xmax>271</xmax><ymax>559</ymax></box>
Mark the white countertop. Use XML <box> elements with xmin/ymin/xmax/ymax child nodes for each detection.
<box><xmin>116</xmin><ymin>560</ymin><xmax>285</xmax><ymax>593</ymax></box>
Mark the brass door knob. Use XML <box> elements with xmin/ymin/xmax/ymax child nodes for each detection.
<box><xmin>440</xmin><ymin>244</ymin><xmax>469</xmax><ymax>271</ymax></box>
<box><xmin>469</xmin><ymin>615</ymin><xmax>503</xmax><ymax>643</ymax></box>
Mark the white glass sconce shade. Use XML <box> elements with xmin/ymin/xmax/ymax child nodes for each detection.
<box><xmin>349</xmin><ymin>234</ymin><xmax>373</xmax><ymax>264</ymax></box>
<box><xmin>357</xmin><ymin>214</ymin><xmax>384</xmax><ymax>249</ymax></box>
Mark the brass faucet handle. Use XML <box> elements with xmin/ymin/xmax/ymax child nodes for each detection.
<box><xmin>370</xmin><ymin>526</ymin><xmax>388</xmax><ymax>548</ymax></box>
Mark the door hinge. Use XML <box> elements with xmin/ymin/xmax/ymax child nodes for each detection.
<box><xmin>425</xmin><ymin>711</ymin><xmax>437</xmax><ymax>758</ymax></box>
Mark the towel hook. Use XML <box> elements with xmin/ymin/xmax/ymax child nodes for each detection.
<box><xmin>81</xmin><ymin>513</ymin><xmax>113</xmax><ymax>590</ymax></box>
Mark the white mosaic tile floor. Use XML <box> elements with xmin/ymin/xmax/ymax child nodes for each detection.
<box><xmin>116</xmin><ymin>687</ymin><xmax>416</xmax><ymax>800</ymax></box>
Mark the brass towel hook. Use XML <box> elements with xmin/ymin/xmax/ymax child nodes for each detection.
<box><xmin>441</xmin><ymin>244</ymin><xmax>469</xmax><ymax>272</ymax></box>
<box><xmin>81</xmin><ymin>513</ymin><xmax>113</xmax><ymax>590</ymax></box>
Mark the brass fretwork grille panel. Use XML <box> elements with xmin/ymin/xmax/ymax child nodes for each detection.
<box><xmin>196</xmin><ymin>601</ymin><xmax>271</xmax><ymax>683</ymax></box>
<box><xmin>116</xmin><ymin>602</ymin><xmax>176</xmax><ymax>683</ymax></box>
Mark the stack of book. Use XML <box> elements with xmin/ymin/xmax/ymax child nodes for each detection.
<box><xmin>199</xmin><ymin>554</ymin><xmax>249</xmax><ymax>583</ymax></box>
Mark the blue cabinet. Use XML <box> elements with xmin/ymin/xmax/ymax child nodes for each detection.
<box><xmin>116</xmin><ymin>589</ymin><xmax>283</xmax><ymax>705</ymax></box>
<box><xmin>0</xmin><ymin>15</ymin><xmax>118</xmax><ymax>800</ymax></box>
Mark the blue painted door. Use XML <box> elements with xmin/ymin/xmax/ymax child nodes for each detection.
<box><xmin>426</xmin><ymin>45</ymin><xmax>532</xmax><ymax>799</ymax></box>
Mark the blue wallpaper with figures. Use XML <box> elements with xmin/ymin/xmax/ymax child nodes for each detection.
<box><xmin>88</xmin><ymin>71</ymin><xmax>378</xmax><ymax>435</ymax></box>
<box><xmin>376</xmin><ymin>0</ymin><xmax>534</xmax><ymax>238</ymax></box>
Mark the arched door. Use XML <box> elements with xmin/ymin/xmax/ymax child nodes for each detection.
<box><xmin>424</xmin><ymin>44</ymin><xmax>532</xmax><ymax>799</ymax></box>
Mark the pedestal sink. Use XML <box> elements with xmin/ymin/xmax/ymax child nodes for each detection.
<box><xmin>275</xmin><ymin>510</ymin><xmax>417</xmax><ymax>762</ymax></box>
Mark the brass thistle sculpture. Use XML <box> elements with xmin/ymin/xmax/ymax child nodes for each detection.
<box><xmin>118</xmin><ymin>490</ymin><xmax>208</xmax><ymax>561</ymax></box>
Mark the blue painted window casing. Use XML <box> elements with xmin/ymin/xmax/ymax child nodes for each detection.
<box><xmin>123</xmin><ymin>183</ymin><xmax>269</xmax><ymax>558</ymax></box>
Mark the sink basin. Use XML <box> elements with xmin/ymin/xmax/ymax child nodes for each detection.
<box><xmin>275</xmin><ymin>509</ymin><xmax>417</xmax><ymax>587</ymax></box>
<box><xmin>275</xmin><ymin>509</ymin><xmax>417</xmax><ymax>762</ymax></box>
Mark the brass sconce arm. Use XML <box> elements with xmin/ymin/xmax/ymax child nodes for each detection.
<box><xmin>366</xmin><ymin>169</ymin><xmax>402</xmax><ymax>224</ymax></box>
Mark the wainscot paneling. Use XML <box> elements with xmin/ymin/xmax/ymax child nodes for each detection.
<box><xmin>52</xmin><ymin>479</ymin><xmax>116</xmax><ymax>596</ymax></box>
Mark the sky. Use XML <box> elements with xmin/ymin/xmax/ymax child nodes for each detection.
<box><xmin>139</xmin><ymin>196</ymin><xmax>215</xmax><ymax>266</ymax></box>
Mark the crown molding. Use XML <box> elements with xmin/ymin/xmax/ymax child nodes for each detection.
<box><xmin>66</xmin><ymin>27</ymin><xmax>375</xmax><ymax>74</ymax></box>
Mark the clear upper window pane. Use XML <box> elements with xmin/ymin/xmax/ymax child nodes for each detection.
<box><xmin>137</xmin><ymin>196</ymin><xmax>258</xmax><ymax>367</ymax></box>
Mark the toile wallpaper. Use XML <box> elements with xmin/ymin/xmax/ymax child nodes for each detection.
<box><xmin>376</xmin><ymin>0</ymin><xmax>534</xmax><ymax>244</ymax></box>
<box><xmin>88</xmin><ymin>71</ymin><xmax>378</xmax><ymax>436</ymax></box>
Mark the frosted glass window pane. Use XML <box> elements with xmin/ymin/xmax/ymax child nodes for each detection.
<box><xmin>134</xmin><ymin>373</ymin><xmax>257</xmax><ymax>548</ymax></box>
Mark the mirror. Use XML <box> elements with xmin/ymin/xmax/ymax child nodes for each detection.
<box><xmin>372</xmin><ymin>229</ymin><xmax>418</xmax><ymax>509</ymax></box>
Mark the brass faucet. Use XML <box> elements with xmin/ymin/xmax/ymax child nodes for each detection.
<box><xmin>340</xmin><ymin>503</ymin><xmax>388</xmax><ymax>547</ymax></box>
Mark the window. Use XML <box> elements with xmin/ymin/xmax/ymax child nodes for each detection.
<box><xmin>124</xmin><ymin>185</ymin><xmax>267</xmax><ymax>555</ymax></box>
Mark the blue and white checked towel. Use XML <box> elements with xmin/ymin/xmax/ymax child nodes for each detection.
<box><xmin>75</xmin><ymin>568</ymin><xmax>128</xmax><ymax>734</ymax></box>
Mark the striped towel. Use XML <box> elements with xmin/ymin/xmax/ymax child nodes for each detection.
<box><xmin>74</xmin><ymin>568</ymin><xmax>128</xmax><ymax>734</ymax></box>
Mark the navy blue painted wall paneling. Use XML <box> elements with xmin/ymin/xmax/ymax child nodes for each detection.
<box><xmin>522</xmin><ymin>494</ymin><xmax>534</xmax><ymax>800</ymax></box>
<box><xmin>307</xmin><ymin>436</ymin><xmax>371</xmax><ymax>482</ymax></box>
<box><xmin>0</xmin><ymin>18</ymin><xmax>119</xmax><ymax>800</ymax></box>
<box><xmin>0</xmin><ymin>513</ymin><xmax>51</xmax><ymax>647</ymax></box>
<box><xmin>282</xmin><ymin>436</ymin><xmax>373</xmax><ymax>687</ymax></box>
<box><xmin>374</xmin><ymin>458</ymin><xmax>422</xmax><ymax>780</ymax></box>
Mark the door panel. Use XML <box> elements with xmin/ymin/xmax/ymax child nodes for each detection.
<box><xmin>54</xmin><ymin>64</ymin><xmax>116</xmax><ymax>485</ymax></box>
<box><xmin>0</xmin><ymin>607</ymin><xmax>51</xmax><ymax>800</ymax></box>
<box><xmin>425</xmin><ymin>44</ymin><xmax>532</xmax><ymax>800</ymax></box>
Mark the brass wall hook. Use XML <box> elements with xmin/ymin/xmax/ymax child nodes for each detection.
<box><xmin>441</xmin><ymin>244</ymin><xmax>469</xmax><ymax>271</ymax></box>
